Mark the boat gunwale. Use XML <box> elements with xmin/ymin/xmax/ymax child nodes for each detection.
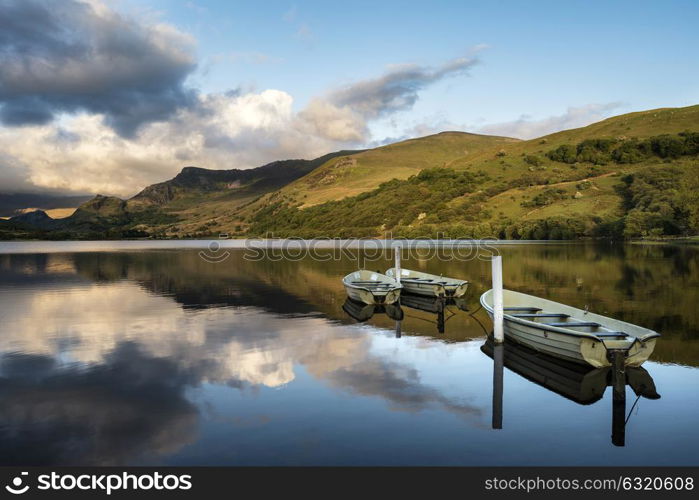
<box><xmin>385</xmin><ymin>267</ymin><xmax>468</xmax><ymax>287</ymax></box>
<box><xmin>342</xmin><ymin>271</ymin><xmax>402</xmax><ymax>295</ymax></box>
<box><xmin>479</xmin><ymin>291</ymin><xmax>661</xmax><ymax>343</ymax></box>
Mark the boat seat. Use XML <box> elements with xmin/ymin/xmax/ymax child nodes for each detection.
<box><xmin>504</xmin><ymin>307</ymin><xmax>541</xmax><ymax>312</ymax></box>
<box><xmin>544</xmin><ymin>321</ymin><xmax>600</xmax><ymax>328</ymax></box>
<box><xmin>512</xmin><ymin>313</ymin><xmax>570</xmax><ymax>318</ymax></box>
<box><xmin>595</xmin><ymin>332</ymin><xmax>629</xmax><ymax>338</ymax></box>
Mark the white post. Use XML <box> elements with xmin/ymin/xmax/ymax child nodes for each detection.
<box><xmin>492</xmin><ymin>256</ymin><xmax>504</xmax><ymax>343</ymax></box>
<box><xmin>394</xmin><ymin>246</ymin><xmax>401</xmax><ymax>284</ymax></box>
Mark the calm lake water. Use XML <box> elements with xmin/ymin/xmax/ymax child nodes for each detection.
<box><xmin>0</xmin><ymin>241</ymin><xmax>698</xmax><ymax>466</ymax></box>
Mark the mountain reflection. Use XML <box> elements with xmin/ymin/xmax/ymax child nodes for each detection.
<box><xmin>0</xmin><ymin>252</ymin><xmax>486</xmax><ymax>464</ymax></box>
<box><xmin>0</xmin><ymin>244</ymin><xmax>698</xmax><ymax>465</ymax></box>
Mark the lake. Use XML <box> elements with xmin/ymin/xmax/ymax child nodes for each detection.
<box><xmin>0</xmin><ymin>240</ymin><xmax>698</xmax><ymax>466</ymax></box>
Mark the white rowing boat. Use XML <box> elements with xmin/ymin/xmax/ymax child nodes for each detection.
<box><xmin>342</xmin><ymin>270</ymin><xmax>402</xmax><ymax>305</ymax></box>
<box><xmin>385</xmin><ymin>268</ymin><xmax>468</xmax><ymax>297</ymax></box>
<box><xmin>480</xmin><ymin>289</ymin><xmax>660</xmax><ymax>367</ymax></box>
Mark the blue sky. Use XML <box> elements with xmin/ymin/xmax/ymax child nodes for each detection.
<box><xmin>146</xmin><ymin>0</ymin><xmax>699</xmax><ymax>130</ymax></box>
<box><xmin>0</xmin><ymin>0</ymin><xmax>697</xmax><ymax>196</ymax></box>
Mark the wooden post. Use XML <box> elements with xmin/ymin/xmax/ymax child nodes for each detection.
<box><xmin>492</xmin><ymin>256</ymin><xmax>504</xmax><ymax>343</ymax></box>
<box><xmin>611</xmin><ymin>350</ymin><xmax>626</xmax><ymax>447</ymax></box>
<box><xmin>492</xmin><ymin>342</ymin><xmax>504</xmax><ymax>429</ymax></box>
<box><xmin>394</xmin><ymin>246</ymin><xmax>401</xmax><ymax>284</ymax></box>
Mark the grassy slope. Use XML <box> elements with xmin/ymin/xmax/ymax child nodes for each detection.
<box><xmin>252</xmin><ymin>131</ymin><xmax>518</xmax><ymax>207</ymax></box>
<box><xmin>244</xmin><ymin>105</ymin><xmax>699</xmax><ymax>237</ymax></box>
<box><xmin>446</xmin><ymin>105</ymin><xmax>699</xmax><ymax>228</ymax></box>
<box><xmin>131</xmin><ymin>151</ymin><xmax>359</xmax><ymax>237</ymax></box>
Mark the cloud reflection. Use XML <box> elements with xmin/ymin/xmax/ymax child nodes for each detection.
<box><xmin>0</xmin><ymin>253</ymin><xmax>485</xmax><ymax>464</ymax></box>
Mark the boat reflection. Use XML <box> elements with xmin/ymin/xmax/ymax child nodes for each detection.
<box><xmin>481</xmin><ymin>338</ymin><xmax>660</xmax><ymax>446</ymax></box>
<box><xmin>398</xmin><ymin>294</ymin><xmax>469</xmax><ymax>334</ymax></box>
<box><xmin>342</xmin><ymin>297</ymin><xmax>404</xmax><ymax>323</ymax></box>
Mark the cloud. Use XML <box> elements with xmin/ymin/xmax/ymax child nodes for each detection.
<box><xmin>299</xmin><ymin>56</ymin><xmax>479</xmax><ymax>142</ymax></box>
<box><xmin>373</xmin><ymin>102</ymin><xmax>626</xmax><ymax>146</ymax></box>
<box><xmin>476</xmin><ymin>102</ymin><xmax>624</xmax><ymax>139</ymax></box>
<box><xmin>295</xmin><ymin>23</ymin><xmax>314</xmax><ymax>42</ymax></box>
<box><xmin>0</xmin><ymin>1</ymin><xmax>482</xmax><ymax>196</ymax></box>
<box><xmin>0</xmin><ymin>54</ymin><xmax>478</xmax><ymax>196</ymax></box>
<box><xmin>0</xmin><ymin>0</ymin><xmax>197</xmax><ymax>136</ymax></box>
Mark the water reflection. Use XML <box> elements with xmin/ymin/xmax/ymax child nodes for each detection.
<box><xmin>481</xmin><ymin>338</ymin><xmax>661</xmax><ymax>446</ymax></box>
<box><xmin>0</xmin><ymin>346</ymin><xmax>198</xmax><ymax>465</ymax></box>
<box><xmin>342</xmin><ymin>297</ymin><xmax>404</xmax><ymax>323</ymax></box>
<box><xmin>0</xmin><ymin>243</ymin><xmax>698</xmax><ymax>465</ymax></box>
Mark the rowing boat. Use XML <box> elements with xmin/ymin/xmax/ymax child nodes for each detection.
<box><xmin>342</xmin><ymin>270</ymin><xmax>402</xmax><ymax>305</ymax></box>
<box><xmin>385</xmin><ymin>268</ymin><xmax>468</xmax><ymax>297</ymax></box>
<box><xmin>480</xmin><ymin>289</ymin><xmax>660</xmax><ymax>367</ymax></box>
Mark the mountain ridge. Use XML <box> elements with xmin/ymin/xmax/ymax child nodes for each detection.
<box><xmin>4</xmin><ymin>104</ymin><xmax>698</xmax><ymax>240</ymax></box>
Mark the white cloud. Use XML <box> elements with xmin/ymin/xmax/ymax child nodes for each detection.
<box><xmin>476</xmin><ymin>102</ymin><xmax>624</xmax><ymax>139</ymax></box>
<box><xmin>0</xmin><ymin>1</ymin><xmax>487</xmax><ymax>197</ymax></box>
<box><xmin>0</xmin><ymin>49</ymin><xmax>479</xmax><ymax>196</ymax></box>
<box><xmin>372</xmin><ymin>102</ymin><xmax>627</xmax><ymax>146</ymax></box>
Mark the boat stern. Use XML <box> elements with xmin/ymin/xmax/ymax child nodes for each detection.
<box><xmin>448</xmin><ymin>282</ymin><xmax>469</xmax><ymax>298</ymax></box>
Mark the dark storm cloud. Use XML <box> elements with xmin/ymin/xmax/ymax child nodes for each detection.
<box><xmin>0</xmin><ymin>0</ymin><xmax>197</xmax><ymax>136</ymax></box>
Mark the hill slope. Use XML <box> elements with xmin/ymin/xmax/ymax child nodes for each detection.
<box><xmin>6</xmin><ymin>104</ymin><xmax>699</xmax><ymax>240</ymax></box>
<box><xmin>246</xmin><ymin>105</ymin><xmax>699</xmax><ymax>239</ymax></box>
<box><xmin>270</xmin><ymin>131</ymin><xmax>519</xmax><ymax>208</ymax></box>
<box><xmin>9</xmin><ymin>150</ymin><xmax>359</xmax><ymax>238</ymax></box>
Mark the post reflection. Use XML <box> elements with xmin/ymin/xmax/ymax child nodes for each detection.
<box><xmin>481</xmin><ymin>338</ymin><xmax>660</xmax><ymax>446</ymax></box>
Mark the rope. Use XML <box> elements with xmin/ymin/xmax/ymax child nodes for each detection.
<box><xmin>625</xmin><ymin>393</ymin><xmax>643</xmax><ymax>425</ymax></box>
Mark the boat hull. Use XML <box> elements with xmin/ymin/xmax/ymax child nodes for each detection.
<box><xmin>385</xmin><ymin>268</ymin><xmax>468</xmax><ymax>298</ymax></box>
<box><xmin>480</xmin><ymin>290</ymin><xmax>659</xmax><ymax>368</ymax></box>
<box><xmin>342</xmin><ymin>270</ymin><xmax>402</xmax><ymax>305</ymax></box>
<box><xmin>343</xmin><ymin>285</ymin><xmax>401</xmax><ymax>305</ymax></box>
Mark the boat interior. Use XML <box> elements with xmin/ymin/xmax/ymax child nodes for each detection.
<box><xmin>349</xmin><ymin>280</ymin><xmax>397</xmax><ymax>290</ymax></box>
<box><xmin>504</xmin><ymin>306</ymin><xmax>630</xmax><ymax>339</ymax></box>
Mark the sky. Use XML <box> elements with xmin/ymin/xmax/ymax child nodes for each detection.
<box><xmin>0</xmin><ymin>0</ymin><xmax>697</xmax><ymax>197</ymax></box>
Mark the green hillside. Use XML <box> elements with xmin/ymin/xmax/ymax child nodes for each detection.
<box><xmin>269</xmin><ymin>131</ymin><xmax>518</xmax><ymax>208</ymax></box>
<box><xmin>245</xmin><ymin>105</ymin><xmax>699</xmax><ymax>239</ymax></box>
<box><xmin>5</xmin><ymin>104</ymin><xmax>699</xmax><ymax>240</ymax></box>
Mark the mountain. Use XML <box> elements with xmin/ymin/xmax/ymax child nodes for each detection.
<box><xmin>245</xmin><ymin>105</ymin><xmax>699</xmax><ymax>239</ymax></box>
<box><xmin>0</xmin><ymin>193</ymin><xmax>92</xmax><ymax>217</ymax></box>
<box><xmin>127</xmin><ymin>150</ymin><xmax>359</xmax><ymax>210</ymax></box>
<box><xmin>5</xmin><ymin>151</ymin><xmax>360</xmax><ymax>239</ymax></box>
<box><xmin>265</xmin><ymin>131</ymin><xmax>519</xmax><ymax>209</ymax></box>
<box><xmin>5</xmin><ymin>104</ymin><xmax>699</xmax><ymax>240</ymax></box>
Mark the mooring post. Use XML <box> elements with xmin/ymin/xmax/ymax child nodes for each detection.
<box><xmin>611</xmin><ymin>350</ymin><xmax>626</xmax><ymax>447</ymax></box>
<box><xmin>492</xmin><ymin>255</ymin><xmax>504</xmax><ymax>343</ymax></box>
<box><xmin>492</xmin><ymin>342</ymin><xmax>504</xmax><ymax>429</ymax></box>
<box><xmin>394</xmin><ymin>246</ymin><xmax>401</xmax><ymax>284</ymax></box>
